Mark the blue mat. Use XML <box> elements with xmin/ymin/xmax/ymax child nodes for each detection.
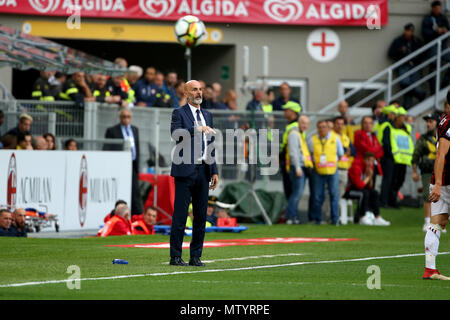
<box><xmin>154</xmin><ymin>225</ymin><xmax>248</xmax><ymax>236</ymax></box>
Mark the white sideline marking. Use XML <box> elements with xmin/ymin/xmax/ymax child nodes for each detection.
<box><xmin>1</xmin><ymin>252</ymin><xmax>449</xmax><ymax>288</ymax></box>
<box><xmin>161</xmin><ymin>253</ymin><xmax>305</xmax><ymax>264</ymax></box>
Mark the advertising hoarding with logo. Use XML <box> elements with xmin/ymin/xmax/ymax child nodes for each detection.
<box><xmin>0</xmin><ymin>0</ymin><xmax>388</xmax><ymax>26</ymax></box>
<box><xmin>0</xmin><ymin>150</ymin><xmax>132</xmax><ymax>231</ymax></box>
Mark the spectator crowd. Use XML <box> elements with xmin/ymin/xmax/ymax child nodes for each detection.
<box><xmin>28</xmin><ymin>57</ymin><xmax>239</xmax><ymax>111</ymax></box>
<box><xmin>281</xmin><ymin>92</ymin><xmax>450</xmax><ymax>230</ymax></box>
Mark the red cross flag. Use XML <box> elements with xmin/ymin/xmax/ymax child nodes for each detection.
<box><xmin>307</xmin><ymin>28</ymin><xmax>340</xmax><ymax>63</ymax></box>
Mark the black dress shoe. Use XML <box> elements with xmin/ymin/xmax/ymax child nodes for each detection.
<box><xmin>189</xmin><ymin>257</ymin><xmax>206</xmax><ymax>267</ymax></box>
<box><xmin>169</xmin><ymin>257</ymin><xmax>188</xmax><ymax>266</ymax></box>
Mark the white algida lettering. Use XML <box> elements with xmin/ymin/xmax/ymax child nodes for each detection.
<box><xmin>177</xmin><ymin>0</ymin><xmax>248</xmax><ymax>17</ymax></box>
<box><xmin>61</xmin><ymin>0</ymin><xmax>124</xmax><ymax>11</ymax></box>
<box><xmin>0</xmin><ymin>0</ymin><xmax>16</xmax><ymax>7</ymax></box>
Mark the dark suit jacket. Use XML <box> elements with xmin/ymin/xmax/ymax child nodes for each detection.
<box><xmin>170</xmin><ymin>104</ymin><xmax>218</xmax><ymax>181</ymax></box>
<box><xmin>103</xmin><ymin>123</ymin><xmax>140</xmax><ymax>168</ymax></box>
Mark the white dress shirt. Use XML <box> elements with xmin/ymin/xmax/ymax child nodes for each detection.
<box><xmin>188</xmin><ymin>103</ymin><xmax>207</xmax><ymax>161</ymax></box>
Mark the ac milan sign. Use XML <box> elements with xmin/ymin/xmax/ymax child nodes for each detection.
<box><xmin>79</xmin><ymin>155</ymin><xmax>88</xmax><ymax>227</ymax></box>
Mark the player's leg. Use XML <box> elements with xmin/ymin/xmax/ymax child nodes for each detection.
<box><xmin>423</xmin><ymin>185</ymin><xmax>450</xmax><ymax>280</ymax></box>
<box><xmin>422</xmin><ymin>174</ymin><xmax>432</xmax><ymax>232</ymax></box>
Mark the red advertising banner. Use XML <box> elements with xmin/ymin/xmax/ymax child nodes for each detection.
<box><xmin>0</xmin><ymin>0</ymin><xmax>388</xmax><ymax>26</ymax></box>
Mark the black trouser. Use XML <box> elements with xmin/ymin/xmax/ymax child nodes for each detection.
<box><xmin>390</xmin><ymin>163</ymin><xmax>407</xmax><ymax>206</ymax></box>
<box><xmin>131</xmin><ymin>161</ymin><xmax>143</xmax><ymax>215</ymax></box>
<box><xmin>281</xmin><ymin>162</ymin><xmax>291</xmax><ymax>200</ymax></box>
<box><xmin>170</xmin><ymin>164</ymin><xmax>209</xmax><ymax>258</ymax></box>
<box><xmin>380</xmin><ymin>157</ymin><xmax>394</xmax><ymax>207</ymax></box>
<box><xmin>360</xmin><ymin>189</ymin><xmax>380</xmax><ymax>220</ymax></box>
<box><xmin>305</xmin><ymin>167</ymin><xmax>314</xmax><ymax>222</ymax></box>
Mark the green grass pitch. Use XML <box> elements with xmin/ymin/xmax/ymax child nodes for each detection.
<box><xmin>1</xmin><ymin>207</ymin><xmax>449</xmax><ymax>300</ymax></box>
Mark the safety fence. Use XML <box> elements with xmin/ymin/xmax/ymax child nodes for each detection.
<box><xmin>0</xmin><ymin>99</ymin><xmax>428</xmax><ymax>199</ymax></box>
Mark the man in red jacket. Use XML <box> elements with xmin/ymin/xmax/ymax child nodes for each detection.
<box><xmin>346</xmin><ymin>152</ymin><xmax>390</xmax><ymax>226</ymax></box>
<box><xmin>98</xmin><ymin>204</ymin><xmax>131</xmax><ymax>237</ymax></box>
<box><xmin>131</xmin><ymin>206</ymin><xmax>157</xmax><ymax>235</ymax></box>
<box><xmin>353</xmin><ymin>116</ymin><xmax>384</xmax><ymax>184</ymax></box>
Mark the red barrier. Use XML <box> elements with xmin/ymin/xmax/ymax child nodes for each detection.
<box><xmin>139</xmin><ymin>173</ymin><xmax>175</xmax><ymax>224</ymax></box>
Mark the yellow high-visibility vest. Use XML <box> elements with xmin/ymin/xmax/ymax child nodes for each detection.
<box><xmin>335</xmin><ymin>132</ymin><xmax>352</xmax><ymax>170</ymax></box>
<box><xmin>262</xmin><ymin>104</ymin><xmax>273</xmax><ymax>113</ymax></box>
<box><xmin>377</xmin><ymin>121</ymin><xmax>393</xmax><ymax>145</ymax></box>
<box><xmin>312</xmin><ymin>132</ymin><xmax>338</xmax><ymax>175</ymax></box>
<box><xmin>391</xmin><ymin>128</ymin><xmax>414</xmax><ymax>165</ymax></box>
<box><xmin>286</xmin><ymin>130</ymin><xmax>313</xmax><ymax>171</ymax></box>
<box><xmin>281</xmin><ymin>121</ymin><xmax>299</xmax><ymax>150</ymax></box>
<box><xmin>426</xmin><ymin>137</ymin><xmax>437</xmax><ymax>160</ymax></box>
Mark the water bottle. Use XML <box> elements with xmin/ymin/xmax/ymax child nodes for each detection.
<box><xmin>113</xmin><ymin>259</ymin><xmax>128</xmax><ymax>264</ymax></box>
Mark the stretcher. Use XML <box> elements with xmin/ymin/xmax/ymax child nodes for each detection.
<box><xmin>25</xmin><ymin>205</ymin><xmax>59</xmax><ymax>233</ymax></box>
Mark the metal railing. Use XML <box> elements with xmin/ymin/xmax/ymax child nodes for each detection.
<box><xmin>319</xmin><ymin>31</ymin><xmax>450</xmax><ymax>116</ymax></box>
<box><xmin>0</xmin><ymin>100</ymin><xmax>335</xmax><ymax>186</ymax></box>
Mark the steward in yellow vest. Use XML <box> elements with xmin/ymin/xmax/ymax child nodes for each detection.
<box><xmin>280</xmin><ymin>101</ymin><xmax>302</xmax><ymax>200</ymax></box>
<box><xmin>379</xmin><ymin>106</ymin><xmax>413</xmax><ymax>208</ymax></box>
<box><xmin>308</xmin><ymin>120</ymin><xmax>344</xmax><ymax>225</ymax></box>
<box><xmin>333</xmin><ymin>116</ymin><xmax>355</xmax><ymax>170</ymax></box>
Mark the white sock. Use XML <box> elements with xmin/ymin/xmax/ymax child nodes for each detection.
<box><xmin>425</xmin><ymin>217</ymin><xmax>430</xmax><ymax>224</ymax></box>
<box><xmin>425</xmin><ymin>224</ymin><xmax>441</xmax><ymax>270</ymax></box>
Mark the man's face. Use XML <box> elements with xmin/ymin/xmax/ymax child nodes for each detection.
<box><xmin>396</xmin><ymin>115</ymin><xmax>406</xmax><ymax>127</ymax></box>
<box><xmin>73</xmin><ymin>72</ymin><xmax>84</xmax><ymax>84</ymax></box>
<box><xmin>204</xmin><ymin>87</ymin><xmax>214</xmax><ymax>100</ymax></box>
<box><xmin>212</xmin><ymin>83</ymin><xmax>222</xmax><ymax>96</ymax></box>
<box><xmin>120</xmin><ymin>110</ymin><xmax>132</xmax><ymax>126</ymax></box>
<box><xmin>375</xmin><ymin>100</ymin><xmax>386</xmax><ymax>117</ymax></box>
<box><xmin>0</xmin><ymin>211</ymin><xmax>12</xmax><ymax>229</ymax></box>
<box><xmin>207</xmin><ymin>206</ymin><xmax>214</xmax><ymax>216</ymax></box>
<box><xmin>96</xmin><ymin>75</ymin><xmax>107</xmax><ymax>88</ymax></box>
<box><xmin>185</xmin><ymin>81</ymin><xmax>203</xmax><ymax>106</ymax></box>
<box><xmin>14</xmin><ymin>208</ymin><xmax>26</xmax><ymax>228</ymax></box>
<box><xmin>362</xmin><ymin>117</ymin><xmax>374</xmax><ymax>132</ymax></box>
<box><xmin>35</xmin><ymin>137</ymin><xmax>48</xmax><ymax>150</ymax></box>
<box><xmin>67</xmin><ymin>141</ymin><xmax>77</xmax><ymax>151</ymax></box>
<box><xmin>143</xmin><ymin>209</ymin><xmax>157</xmax><ymax>225</ymax></box>
<box><xmin>254</xmin><ymin>90</ymin><xmax>262</xmax><ymax>101</ymax></box>
<box><xmin>112</xmin><ymin>75</ymin><xmax>122</xmax><ymax>87</ymax></box>
<box><xmin>432</xmin><ymin>5</ymin><xmax>441</xmax><ymax>16</ymax></box>
<box><xmin>19</xmin><ymin>119</ymin><xmax>32</xmax><ymax>133</ymax></box>
<box><xmin>338</xmin><ymin>102</ymin><xmax>348</xmax><ymax>115</ymax></box>
<box><xmin>388</xmin><ymin>112</ymin><xmax>397</xmax><ymax>121</ymax></box>
<box><xmin>427</xmin><ymin>119</ymin><xmax>437</xmax><ymax>132</ymax></box>
<box><xmin>20</xmin><ymin>135</ymin><xmax>32</xmax><ymax>149</ymax></box>
<box><xmin>145</xmin><ymin>68</ymin><xmax>156</xmax><ymax>83</ymax></box>
<box><xmin>154</xmin><ymin>74</ymin><xmax>164</xmax><ymax>88</ymax></box>
<box><xmin>444</xmin><ymin>103</ymin><xmax>450</xmax><ymax>114</ymax></box>
<box><xmin>404</xmin><ymin>29</ymin><xmax>414</xmax><ymax>40</ymax></box>
<box><xmin>283</xmin><ymin>109</ymin><xmax>296</xmax><ymax>121</ymax></box>
<box><xmin>166</xmin><ymin>72</ymin><xmax>177</xmax><ymax>86</ymax></box>
<box><xmin>364</xmin><ymin>156</ymin><xmax>375</xmax><ymax>169</ymax></box>
<box><xmin>317</xmin><ymin>122</ymin><xmax>329</xmax><ymax>137</ymax></box>
<box><xmin>299</xmin><ymin>116</ymin><xmax>310</xmax><ymax>132</ymax></box>
<box><xmin>334</xmin><ymin>119</ymin><xmax>345</xmax><ymax>133</ymax></box>
<box><xmin>279</xmin><ymin>84</ymin><xmax>290</xmax><ymax>98</ymax></box>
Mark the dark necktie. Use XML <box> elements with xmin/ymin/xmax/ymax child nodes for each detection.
<box><xmin>196</xmin><ymin>109</ymin><xmax>205</xmax><ymax>157</ymax></box>
<box><xmin>126</xmin><ymin>126</ymin><xmax>136</xmax><ymax>161</ymax></box>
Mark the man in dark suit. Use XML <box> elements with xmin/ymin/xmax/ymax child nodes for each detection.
<box><xmin>169</xmin><ymin>80</ymin><xmax>219</xmax><ymax>267</ymax></box>
<box><xmin>103</xmin><ymin>108</ymin><xmax>143</xmax><ymax>216</ymax></box>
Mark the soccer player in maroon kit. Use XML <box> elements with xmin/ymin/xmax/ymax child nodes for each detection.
<box><xmin>424</xmin><ymin>91</ymin><xmax>450</xmax><ymax>280</ymax></box>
